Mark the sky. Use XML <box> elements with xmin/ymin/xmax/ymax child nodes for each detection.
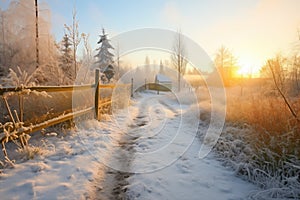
<box><xmin>1</xmin><ymin>0</ymin><xmax>300</xmax><ymax>74</ymax></box>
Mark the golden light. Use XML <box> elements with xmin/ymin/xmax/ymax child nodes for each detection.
<box><xmin>237</xmin><ymin>66</ymin><xmax>252</xmax><ymax>77</ymax></box>
<box><xmin>236</xmin><ymin>57</ymin><xmax>262</xmax><ymax>78</ymax></box>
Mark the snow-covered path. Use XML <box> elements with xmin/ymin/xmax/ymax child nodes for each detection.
<box><xmin>0</xmin><ymin>91</ymin><xmax>259</xmax><ymax>199</ymax></box>
<box><xmin>87</xmin><ymin>91</ymin><xmax>258</xmax><ymax>199</ymax></box>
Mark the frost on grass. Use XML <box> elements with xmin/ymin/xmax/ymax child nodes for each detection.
<box><xmin>213</xmin><ymin>124</ymin><xmax>300</xmax><ymax>199</ymax></box>
<box><xmin>1</xmin><ymin>67</ymin><xmax>36</xmax><ymax>87</ymax></box>
<box><xmin>196</xmin><ymin>86</ymin><xmax>300</xmax><ymax>199</ymax></box>
<box><xmin>16</xmin><ymin>139</ymin><xmax>55</xmax><ymax>161</ymax></box>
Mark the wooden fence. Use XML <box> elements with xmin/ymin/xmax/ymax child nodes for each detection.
<box><xmin>0</xmin><ymin>70</ymin><xmax>171</xmax><ymax>158</ymax></box>
<box><xmin>0</xmin><ymin>69</ymin><xmax>129</xmax><ymax>158</ymax></box>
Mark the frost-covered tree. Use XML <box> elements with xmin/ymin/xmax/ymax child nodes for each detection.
<box><xmin>94</xmin><ymin>28</ymin><xmax>115</xmax><ymax>83</ymax></box>
<box><xmin>80</xmin><ymin>33</ymin><xmax>93</xmax><ymax>83</ymax></box>
<box><xmin>64</xmin><ymin>8</ymin><xmax>81</xmax><ymax>79</ymax></box>
<box><xmin>59</xmin><ymin>34</ymin><xmax>74</xmax><ymax>82</ymax></box>
<box><xmin>0</xmin><ymin>0</ymin><xmax>62</xmax><ymax>85</ymax></box>
<box><xmin>2</xmin><ymin>67</ymin><xmax>35</xmax><ymax>87</ymax></box>
<box><xmin>171</xmin><ymin>30</ymin><xmax>187</xmax><ymax>92</ymax></box>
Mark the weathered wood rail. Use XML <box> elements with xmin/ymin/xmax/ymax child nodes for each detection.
<box><xmin>0</xmin><ymin>84</ymin><xmax>95</xmax><ymax>95</ymax></box>
<box><xmin>0</xmin><ymin>69</ymin><xmax>130</xmax><ymax>158</ymax></box>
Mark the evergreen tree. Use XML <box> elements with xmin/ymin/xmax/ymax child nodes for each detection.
<box><xmin>94</xmin><ymin>28</ymin><xmax>115</xmax><ymax>83</ymax></box>
<box><xmin>60</xmin><ymin>34</ymin><xmax>74</xmax><ymax>82</ymax></box>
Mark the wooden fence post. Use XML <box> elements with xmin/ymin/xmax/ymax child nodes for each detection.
<box><xmin>95</xmin><ymin>69</ymin><xmax>101</xmax><ymax>120</ymax></box>
<box><xmin>131</xmin><ymin>78</ymin><xmax>133</xmax><ymax>97</ymax></box>
<box><xmin>19</xmin><ymin>95</ymin><xmax>24</xmax><ymax>122</ymax></box>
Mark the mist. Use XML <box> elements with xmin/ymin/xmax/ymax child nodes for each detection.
<box><xmin>0</xmin><ymin>0</ymin><xmax>63</xmax><ymax>85</ymax></box>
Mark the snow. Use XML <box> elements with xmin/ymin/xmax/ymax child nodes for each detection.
<box><xmin>0</xmin><ymin>90</ymin><xmax>259</xmax><ymax>199</ymax></box>
<box><xmin>94</xmin><ymin>29</ymin><xmax>114</xmax><ymax>72</ymax></box>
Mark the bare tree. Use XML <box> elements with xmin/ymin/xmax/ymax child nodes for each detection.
<box><xmin>64</xmin><ymin>8</ymin><xmax>81</xmax><ymax>79</ymax></box>
<box><xmin>288</xmin><ymin>31</ymin><xmax>300</xmax><ymax>94</ymax></box>
<box><xmin>287</xmin><ymin>55</ymin><xmax>300</xmax><ymax>94</ymax></box>
<box><xmin>268</xmin><ymin>59</ymin><xmax>298</xmax><ymax>120</ymax></box>
<box><xmin>214</xmin><ymin>46</ymin><xmax>238</xmax><ymax>86</ymax></box>
<box><xmin>82</xmin><ymin>33</ymin><xmax>92</xmax><ymax>82</ymax></box>
<box><xmin>266</xmin><ymin>55</ymin><xmax>288</xmax><ymax>91</ymax></box>
<box><xmin>171</xmin><ymin>30</ymin><xmax>187</xmax><ymax>92</ymax></box>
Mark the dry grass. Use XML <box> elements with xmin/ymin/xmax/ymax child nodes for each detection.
<box><xmin>226</xmin><ymin>92</ymin><xmax>299</xmax><ymax>134</ymax></box>
<box><xmin>226</xmin><ymin>86</ymin><xmax>300</xmax><ymax>159</ymax></box>
<box><xmin>226</xmin><ymin>87</ymin><xmax>300</xmax><ymax>155</ymax></box>
<box><xmin>16</xmin><ymin>141</ymin><xmax>53</xmax><ymax>160</ymax></box>
<box><xmin>219</xmin><ymin>86</ymin><xmax>300</xmax><ymax>198</ymax></box>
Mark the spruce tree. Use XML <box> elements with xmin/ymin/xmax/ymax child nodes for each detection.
<box><xmin>60</xmin><ymin>34</ymin><xmax>74</xmax><ymax>82</ymax></box>
<box><xmin>94</xmin><ymin>28</ymin><xmax>115</xmax><ymax>83</ymax></box>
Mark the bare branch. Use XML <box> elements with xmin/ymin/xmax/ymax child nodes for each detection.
<box><xmin>268</xmin><ymin>60</ymin><xmax>298</xmax><ymax>120</ymax></box>
<box><xmin>171</xmin><ymin>30</ymin><xmax>187</xmax><ymax>92</ymax></box>
<box><xmin>64</xmin><ymin>7</ymin><xmax>82</xmax><ymax>79</ymax></box>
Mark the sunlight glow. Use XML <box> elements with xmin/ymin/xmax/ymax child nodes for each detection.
<box><xmin>237</xmin><ymin>66</ymin><xmax>252</xmax><ymax>76</ymax></box>
<box><xmin>236</xmin><ymin>57</ymin><xmax>262</xmax><ymax>78</ymax></box>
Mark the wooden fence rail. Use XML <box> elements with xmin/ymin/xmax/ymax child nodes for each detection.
<box><xmin>0</xmin><ymin>69</ymin><xmax>167</xmax><ymax>158</ymax></box>
<box><xmin>0</xmin><ymin>84</ymin><xmax>95</xmax><ymax>95</ymax></box>
<box><xmin>0</xmin><ymin>69</ymin><xmax>130</xmax><ymax>158</ymax></box>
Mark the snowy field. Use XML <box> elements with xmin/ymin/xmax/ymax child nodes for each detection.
<box><xmin>0</xmin><ymin>91</ymin><xmax>259</xmax><ymax>199</ymax></box>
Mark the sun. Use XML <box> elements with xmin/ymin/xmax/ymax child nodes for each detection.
<box><xmin>237</xmin><ymin>66</ymin><xmax>261</xmax><ymax>78</ymax></box>
<box><xmin>236</xmin><ymin>58</ymin><xmax>262</xmax><ymax>78</ymax></box>
<box><xmin>237</xmin><ymin>66</ymin><xmax>252</xmax><ymax>77</ymax></box>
